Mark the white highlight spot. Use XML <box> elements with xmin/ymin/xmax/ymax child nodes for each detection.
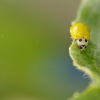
<box><xmin>1</xmin><ymin>36</ymin><xmax>4</xmax><ymax>38</ymax></box>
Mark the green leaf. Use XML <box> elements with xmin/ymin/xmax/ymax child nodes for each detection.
<box><xmin>69</xmin><ymin>0</ymin><xmax>100</xmax><ymax>100</ymax></box>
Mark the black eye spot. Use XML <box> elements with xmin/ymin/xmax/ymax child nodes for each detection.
<box><xmin>80</xmin><ymin>46</ymin><xmax>83</xmax><ymax>49</ymax></box>
<box><xmin>79</xmin><ymin>39</ymin><xmax>82</xmax><ymax>42</ymax></box>
<box><xmin>85</xmin><ymin>39</ymin><xmax>87</xmax><ymax>42</ymax></box>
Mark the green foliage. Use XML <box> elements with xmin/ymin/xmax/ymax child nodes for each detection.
<box><xmin>69</xmin><ymin>0</ymin><xmax>100</xmax><ymax>99</ymax></box>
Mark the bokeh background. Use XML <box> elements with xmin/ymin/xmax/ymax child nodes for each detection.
<box><xmin>0</xmin><ymin>0</ymin><xmax>89</xmax><ymax>100</ymax></box>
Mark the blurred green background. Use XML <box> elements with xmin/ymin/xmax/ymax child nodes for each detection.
<box><xmin>0</xmin><ymin>0</ymin><xmax>89</xmax><ymax>100</ymax></box>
